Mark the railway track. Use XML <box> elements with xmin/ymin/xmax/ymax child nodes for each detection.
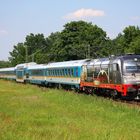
<box><xmin>114</xmin><ymin>99</ymin><xmax>140</xmax><ymax>107</ymax></box>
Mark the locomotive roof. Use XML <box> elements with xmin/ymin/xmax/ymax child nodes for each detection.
<box><xmin>89</xmin><ymin>58</ymin><xmax>110</xmax><ymax>65</ymax></box>
<box><xmin>46</xmin><ymin>59</ymin><xmax>90</xmax><ymax>68</ymax></box>
<box><xmin>117</xmin><ymin>54</ymin><xmax>140</xmax><ymax>60</ymax></box>
<box><xmin>0</xmin><ymin>67</ymin><xmax>15</xmax><ymax>72</ymax></box>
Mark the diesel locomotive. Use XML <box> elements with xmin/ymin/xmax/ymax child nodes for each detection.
<box><xmin>0</xmin><ymin>54</ymin><xmax>140</xmax><ymax>100</ymax></box>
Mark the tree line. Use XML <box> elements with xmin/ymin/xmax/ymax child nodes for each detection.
<box><xmin>1</xmin><ymin>21</ymin><xmax>140</xmax><ymax>67</ymax></box>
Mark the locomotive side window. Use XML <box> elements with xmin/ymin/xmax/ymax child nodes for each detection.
<box><xmin>101</xmin><ymin>65</ymin><xmax>109</xmax><ymax>74</ymax></box>
<box><xmin>94</xmin><ymin>66</ymin><xmax>100</xmax><ymax>78</ymax></box>
<box><xmin>87</xmin><ymin>66</ymin><xmax>94</xmax><ymax>82</ymax></box>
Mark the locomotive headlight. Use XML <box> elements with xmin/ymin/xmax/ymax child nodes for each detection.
<box><xmin>127</xmin><ymin>87</ymin><xmax>137</xmax><ymax>92</ymax></box>
<box><xmin>124</xmin><ymin>79</ymin><xmax>127</xmax><ymax>83</ymax></box>
<box><xmin>123</xmin><ymin>78</ymin><xmax>128</xmax><ymax>84</ymax></box>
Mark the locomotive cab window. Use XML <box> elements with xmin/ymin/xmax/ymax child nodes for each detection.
<box><xmin>94</xmin><ymin>66</ymin><xmax>100</xmax><ymax>78</ymax></box>
<box><xmin>123</xmin><ymin>58</ymin><xmax>140</xmax><ymax>73</ymax></box>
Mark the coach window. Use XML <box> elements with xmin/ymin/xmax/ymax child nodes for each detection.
<box><xmin>68</xmin><ymin>69</ymin><xmax>70</xmax><ymax>76</ymax></box>
<box><xmin>54</xmin><ymin>69</ymin><xmax>56</xmax><ymax>76</ymax></box>
<box><xmin>51</xmin><ymin>70</ymin><xmax>53</xmax><ymax>76</ymax></box>
<box><xmin>61</xmin><ymin>69</ymin><xmax>63</xmax><ymax>76</ymax></box>
<box><xmin>64</xmin><ymin>69</ymin><xmax>66</xmax><ymax>76</ymax></box>
<box><xmin>71</xmin><ymin>68</ymin><xmax>74</xmax><ymax>77</ymax></box>
<box><xmin>50</xmin><ymin>70</ymin><xmax>52</xmax><ymax>76</ymax></box>
<box><xmin>47</xmin><ymin>70</ymin><xmax>49</xmax><ymax>76</ymax></box>
<box><xmin>56</xmin><ymin>69</ymin><xmax>58</xmax><ymax>76</ymax></box>
<box><xmin>49</xmin><ymin>70</ymin><xmax>51</xmax><ymax>76</ymax></box>
<box><xmin>57</xmin><ymin>69</ymin><xmax>59</xmax><ymax>76</ymax></box>
<box><xmin>60</xmin><ymin>69</ymin><xmax>62</xmax><ymax>76</ymax></box>
<box><xmin>62</xmin><ymin>69</ymin><xmax>64</xmax><ymax>76</ymax></box>
<box><xmin>76</xmin><ymin>67</ymin><xmax>78</xmax><ymax>77</ymax></box>
<box><xmin>65</xmin><ymin>69</ymin><xmax>67</xmax><ymax>76</ymax></box>
<box><xmin>53</xmin><ymin>70</ymin><xmax>55</xmax><ymax>76</ymax></box>
<box><xmin>49</xmin><ymin>70</ymin><xmax>50</xmax><ymax>76</ymax></box>
<box><xmin>59</xmin><ymin>69</ymin><xmax>61</xmax><ymax>76</ymax></box>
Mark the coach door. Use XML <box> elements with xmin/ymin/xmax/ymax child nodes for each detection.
<box><xmin>81</xmin><ymin>65</ymin><xmax>87</xmax><ymax>82</ymax></box>
<box><xmin>16</xmin><ymin>67</ymin><xmax>25</xmax><ymax>82</ymax></box>
<box><xmin>109</xmin><ymin>63</ymin><xmax>121</xmax><ymax>84</ymax></box>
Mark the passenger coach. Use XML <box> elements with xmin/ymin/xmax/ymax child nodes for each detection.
<box><xmin>45</xmin><ymin>59</ymin><xmax>90</xmax><ymax>89</ymax></box>
<box><xmin>0</xmin><ymin>67</ymin><xmax>16</xmax><ymax>80</ymax></box>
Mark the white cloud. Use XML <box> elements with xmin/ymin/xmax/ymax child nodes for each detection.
<box><xmin>130</xmin><ymin>16</ymin><xmax>140</xmax><ymax>21</ymax></box>
<box><xmin>64</xmin><ymin>8</ymin><xmax>105</xmax><ymax>20</ymax></box>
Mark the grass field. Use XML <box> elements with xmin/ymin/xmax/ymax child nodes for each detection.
<box><xmin>0</xmin><ymin>80</ymin><xmax>140</xmax><ymax>140</ymax></box>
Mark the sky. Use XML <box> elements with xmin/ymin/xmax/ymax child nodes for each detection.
<box><xmin>0</xmin><ymin>0</ymin><xmax>140</xmax><ymax>60</ymax></box>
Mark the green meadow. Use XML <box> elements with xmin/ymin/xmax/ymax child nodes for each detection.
<box><xmin>0</xmin><ymin>80</ymin><xmax>140</xmax><ymax>140</ymax></box>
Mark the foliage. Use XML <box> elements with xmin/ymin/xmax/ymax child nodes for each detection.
<box><xmin>0</xmin><ymin>80</ymin><xmax>140</xmax><ymax>140</ymax></box>
<box><xmin>25</xmin><ymin>33</ymin><xmax>48</xmax><ymax>63</ymax></box>
<box><xmin>9</xmin><ymin>21</ymin><xmax>110</xmax><ymax>65</ymax></box>
<box><xmin>128</xmin><ymin>36</ymin><xmax>140</xmax><ymax>53</ymax></box>
<box><xmin>58</xmin><ymin>21</ymin><xmax>108</xmax><ymax>60</ymax></box>
<box><xmin>9</xmin><ymin>34</ymin><xmax>48</xmax><ymax>66</ymax></box>
<box><xmin>9</xmin><ymin>43</ymin><xmax>26</xmax><ymax>66</ymax></box>
<box><xmin>0</xmin><ymin>61</ymin><xmax>11</xmax><ymax>68</ymax></box>
<box><xmin>8</xmin><ymin>22</ymin><xmax>140</xmax><ymax>66</ymax></box>
<box><xmin>114</xmin><ymin>26</ymin><xmax>140</xmax><ymax>55</ymax></box>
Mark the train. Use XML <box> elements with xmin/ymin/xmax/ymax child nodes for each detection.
<box><xmin>0</xmin><ymin>54</ymin><xmax>140</xmax><ymax>100</ymax></box>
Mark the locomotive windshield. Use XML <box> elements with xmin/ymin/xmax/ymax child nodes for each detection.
<box><xmin>123</xmin><ymin>58</ymin><xmax>140</xmax><ymax>73</ymax></box>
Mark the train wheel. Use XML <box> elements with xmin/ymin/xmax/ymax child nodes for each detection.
<box><xmin>85</xmin><ymin>87</ymin><xmax>93</xmax><ymax>95</ymax></box>
<box><xmin>111</xmin><ymin>90</ymin><xmax>118</xmax><ymax>99</ymax></box>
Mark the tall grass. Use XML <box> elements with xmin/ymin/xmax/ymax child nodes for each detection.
<box><xmin>0</xmin><ymin>80</ymin><xmax>140</xmax><ymax>140</ymax></box>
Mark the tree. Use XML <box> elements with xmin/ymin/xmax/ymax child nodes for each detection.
<box><xmin>127</xmin><ymin>36</ymin><xmax>140</xmax><ymax>53</ymax></box>
<box><xmin>9</xmin><ymin>43</ymin><xmax>25</xmax><ymax>66</ymax></box>
<box><xmin>123</xmin><ymin>26</ymin><xmax>140</xmax><ymax>45</ymax></box>
<box><xmin>0</xmin><ymin>61</ymin><xmax>11</xmax><ymax>68</ymax></box>
<box><xmin>25</xmin><ymin>33</ymin><xmax>48</xmax><ymax>63</ymax></box>
<box><xmin>9</xmin><ymin>33</ymin><xmax>48</xmax><ymax>65</ymax></box>
<box><xmin>114</xmin><ymin>26</ymin><xmax>140</xmax><ymax>54</ymax></box>
<box><xmin>113</xmin><ymin>33</ymin><xmax>125</xmax><ymax>55</ymax></box>
<box><xmin>49</xmin><ymin>21</ymin><xmax>109</xmax><ymax>61</ymax></box>
<box><xmin>45</xmin><ymin>32</ymin><xmax>62</xmax><ymax>62</ymax></box>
